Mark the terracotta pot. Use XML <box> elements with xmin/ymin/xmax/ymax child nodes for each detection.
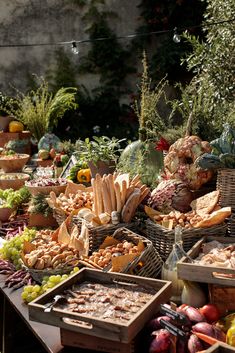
<box><xmin>0</xmin><ymin>173</ymin><xmax>30</xmax><ymax>190</ymax></box>
<box><xmin>28</xmin><ymin>213</ymin><xmax>58</xmax><ymax>228</ymax></box>
<box><xmin>0</xmin><ymin>116</ymin><xmax>14</xmax><ymax>132</ymax></box>
<box><xmin>88</xmin><ymin>160</ymin><xmax>116</xmax><ymax>178</ymax></box>
<box><xmin>0</xmin><ymin>154</ymin><xmax>30</xmax><ymax>172</ymax></box>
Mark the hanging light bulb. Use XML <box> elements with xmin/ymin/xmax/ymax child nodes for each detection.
<box><xmin>71</xmin><ymin>41</ymin><xmax>79</xmax><ymax>55</ymax></box>
<box><xmin>173</xmin><ymin>27</ymin><xmax>181</xmax><ymax>43</ymax></box>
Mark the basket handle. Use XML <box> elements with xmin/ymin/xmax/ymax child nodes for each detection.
<box><xmin>212</xmin><ymin>272</ymin><xmax>235</xmax><ymax>281</ymax></box>
<box><xmin>62</xmin><ymin>317</ymin><xmax>93</xmax><ymax>330</ymax></box>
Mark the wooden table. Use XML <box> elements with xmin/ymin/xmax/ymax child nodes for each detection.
<box><xmin>0</xmin><ymin>277</ymin><xmax>97</xmax><ymax>353</ymax></box>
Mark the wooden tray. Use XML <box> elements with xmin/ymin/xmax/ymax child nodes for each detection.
<box><xmin>28</xmin><ymin>268</ymin><xmax>172</xmax><ymax>343</ymax></box>
<box><xmin>177</xmin><ymin>237</ymin><xmax>235</xmax><ymax>286</ymax></box>
<box><xmin>204</xmin><ymin>342</ymin><xmax>235</xmax><ymax>352</ymax></box>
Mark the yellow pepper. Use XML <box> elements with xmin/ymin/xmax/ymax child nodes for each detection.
<box><xmin>76</xmin><ymin>168</ymin><xmax>91</xmax><ymax>183</ymax></box>
<box><xmin>226</xmin><ymin>319</ymin><xmax>235</xmax><ymax>346</ymax></box>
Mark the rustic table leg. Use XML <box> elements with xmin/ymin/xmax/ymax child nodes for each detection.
<box><xmin>0</xmin><ymin>290</ymin><xmax>3</xmax><ymax>352</ymax></box>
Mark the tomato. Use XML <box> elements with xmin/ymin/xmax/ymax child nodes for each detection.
<box><xmin>199</xmin><ymin>304</ymin><xmax>220</xmax><ymax>323</ymax></box>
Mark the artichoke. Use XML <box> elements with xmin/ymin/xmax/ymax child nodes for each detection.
<box><xmin>148</xmin><ymin>179</ymin><xmax>193</xmax><ymax>213</ymax></box>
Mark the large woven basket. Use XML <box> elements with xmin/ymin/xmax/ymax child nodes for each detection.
<box><xmin>145</xmin><ymin>219</ymin><xmax>227</xmax><ymax>261</ymax></box>
<box><xmin>217</xmin><ymin>168</ymin><xmax>235</xmax><ymax>211</ymax></box>
<box><xmin>73</xmin><ymin>216</ymin><xmax>140</xmax><ymax>253</ymax></box>
<box><xmin>93</xmin><ymin>227</ymin><xmax>163</xmax><ymax>279</ymax></box>
<box><xmin>53</xmin><ymin>208</ymin><xmax>68</xmax><ymax>225</ymax></box>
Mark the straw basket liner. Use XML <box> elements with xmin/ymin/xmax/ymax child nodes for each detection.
<box><xmin>217</xmin><ymin>168</ymin><xmax>235</xmax><ymax>211</ymax></box>
<box><xmin>145</xmin><ymin>219</ymin><xmax>227</xmax><ymax>261</ymax></box>
<box><xmin>109</xmin><ymin>227</ymin><xmax>163</xmax><ymax>279</ymax></box>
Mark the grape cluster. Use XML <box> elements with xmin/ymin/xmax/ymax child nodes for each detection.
<box><xmin>0</xmin><ymin>228</ymin><xmax>36</xmax><ymax>269</ymax></box>
<box><xmin>21</xmin><ymin>267</ymin><xmax>79</xmax><ymax>303</ymax></box>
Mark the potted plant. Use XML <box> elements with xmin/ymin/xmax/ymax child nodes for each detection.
<box><xmin>75</xmin><ymin>136</ymin><xmax>126</xmax><ymax>177</ymax></box>
<box><xmin>0</xmin><ymin>92</ymin><xmax>16</xmax><ymax>132</ymax></box>
<box><xmin>118</xmin><ymin>52</ymin><xmax>170</xmax><ymax>187</ymax></box>
<box><xmin>0</xmin><ymin>78</ymin><xmax>78</xmax><ymax>142</ymax></box>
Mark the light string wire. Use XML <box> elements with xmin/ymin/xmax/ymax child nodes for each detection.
<box><xmin>0</xmin><ymin>17</ymin><xmax>234</xmax><ymax>48</ymax></box>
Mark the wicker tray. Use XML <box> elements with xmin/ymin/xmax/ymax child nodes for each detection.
<box><xmin>23</xmin><ymin>265</ymin><xmax>75</xmax><ymax>284</ymax></box>
<box><xmin>97</xmin><ymin>227</ymin><xmax>163</xmax><ymax>279</ymax></box>
<box><xmin>217</xmin><ymin>169</ymin><xmax>235</xmax><ymax>211</ymax></box>
<box><xmin>145</xmin><ymin>219</ymin><xmax>227</xmax><ymax>261</ymax></box>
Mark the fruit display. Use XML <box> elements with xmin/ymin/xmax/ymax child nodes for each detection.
<box><xmin>164</xmin><ymin>135</ymin><xmax>213</xmax><ymax>190</ymax></box>
<box><xmin>0</xmin><ymin>228</ymin><xmax>37</xmax><ymax>268</ymax></box>
<box><xmin>21</xmin><ymin>266</ymin><xmax>79</xmax><ymax>303</ymax></box>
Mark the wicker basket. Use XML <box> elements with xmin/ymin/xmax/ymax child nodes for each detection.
<box><xmin>53</xmin><ymin>208</ymin><xmax>67</xmax><ymax>225</ymax></box>
<box><xmin>217</xmin><ymin>169</ymin><xmax>235</xmax><ymax>210</ymax></box>
<box><xmin>73</xmin><ymin>216</ymin><xmax>140</xmax><ymax>253</ymax></box>
<box><xmin>145</xmin><ymin>219</ymin><xmax>227</xmax><ymax>261</ymax></box>
<box><xmin>24</xmin><ymin>265</ymin><xmax>75</xmax><ymax>284</ymax></box>
<box><xmin>109</xmin><ymin>227</ymin><xmax>163</xmax><ymax>279</ymax></box>
<box><xmin>227</xmin><ymin>213</ymin><xmax>235</xmax><ymax>236</ymax></box>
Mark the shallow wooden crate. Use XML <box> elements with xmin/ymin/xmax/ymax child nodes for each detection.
<box><xmin>204</xmin><ymin>342</ymin><xmax>235</xmax><ymax>352</ymax></box>
<box><xmin>29</xmin><ymin>268</ymin><xmax>171</xmax><ymax>343</ymax></box>
<box><xmin>177</xmin><ymin>237</ymin><xmax>235</xmax><ymax>286</ymax></box>
<box><xmin>209</xmin><ymin>284</ymin><xmax>235</xmax><ymax>315</ymax></box>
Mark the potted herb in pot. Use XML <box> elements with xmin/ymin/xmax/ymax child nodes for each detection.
<box><xmin>75</xmin><ymin>136</ymin><xmax>126</xmax><ymax>178</ymax></box>
<box><xmin>0</xmin><ymin>92</ymin><xmax>16</xmax><ymax>132</ymax></box>
<box><xmin>1</xmin><ymin>77</ymin><xmax>78</xmax><ymax>142</ymax></box>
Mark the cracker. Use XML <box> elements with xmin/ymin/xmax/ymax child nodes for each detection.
<box><xmin>190</xmin><ymin>190</ymin><xmax>220</xmax><ymax>216</ymax></box>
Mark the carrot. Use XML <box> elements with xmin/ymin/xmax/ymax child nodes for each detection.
<box><xmin>192</xmin><ymin>331</ymin><xmax>219</xmax><ymax>346</ymax></box>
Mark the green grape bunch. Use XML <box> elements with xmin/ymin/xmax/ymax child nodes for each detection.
<box><xmin>0</xmin><ymin>228</ymin><xmax>36</xmax><ymax>269</ymax></box>
<box><xmin>21</xmin><ymin>267</ymin><xmax>79</xmax><ymax>303</ymax></box>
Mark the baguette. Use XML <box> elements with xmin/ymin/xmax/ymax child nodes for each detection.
<box><xmin>114</xmin><ymin>181</ymin><xmax>122</xmax><ymax>212</ymax></box>
<box><xmin>126</xmin><ymin>185</ymin><xmax>135</xmax><ymax>199</ymax></box>
<box><xmin>139</xmin><ymin>186</ymin><xmax>150</xmax><ymax>204</ymax></box>
<box><xmin>107</xmin><ymin>174</ymin><xmax>116</xmax><ymax>211</ymax></box>
<box><xmin>95</xmin><ymin>174</ymin><xmax>104</xmax><ymax>215</ymax></box>
<box><xmin>120</xmin><ymin>179</ymin><xmax>127</xmax><ymax>208</ymax></box>
<box><xmin>91</xmin><ymin>178</ymin><xmax>98</xmax><ymax>216</ymax></box>
<box><xmin>101</xmin><ymin>179</ymin><xmax>112</xmax><ymax>214</ymax></box>
<box><xmin>121</xmin><ymin>188</ymin><xmax>141</xmax><ymax>223</ymax></box>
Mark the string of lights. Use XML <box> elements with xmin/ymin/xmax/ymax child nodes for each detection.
<box><xmin>0</xmin><ymin>17</ymin><xmax>234</xmax><ymax>54</ymax></box>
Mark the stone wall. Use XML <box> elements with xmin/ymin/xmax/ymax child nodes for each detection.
<box><xmin>0</xmin><ymin>0</ymin><xmax>140</xmax><ymax>93</ymax></box>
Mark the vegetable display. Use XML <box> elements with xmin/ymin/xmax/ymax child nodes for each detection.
<box><xmin>197</xmin><ymin>123</ymin><xmax>235</xmax><ymax>170</ymax></box>
<box><xmin>0</xmin><ymin>187</ymin><xmax>31</xmax><ymax>209</ymax></box>
<box><xmin>164</xmin><ymin>135</ymin><xmax>213</xmax><ymax>190</ymax></box>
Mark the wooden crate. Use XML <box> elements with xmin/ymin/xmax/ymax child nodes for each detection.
<box><xmin>29</xmin><ymin>268</ymin><xmax>172</xmax><ymax>343</ymax></box>
<box><xmin>209</xmin><ymin>284</ymin><xmax>235</xmax><ymax>315</ymax></box>
<box><xmin>60</xmin><ymin>329</ymin><xmax>139</xmax><ymax>353</ymax></box>
<box><xmin>204</xmin><ymin>342</ymin><xmax>235</xmax><ymax>352</ymax></box>
<box><xmin>177</xmin><ymin>237</ymin><xmax>235</xmax><ymax>286</ymax></box>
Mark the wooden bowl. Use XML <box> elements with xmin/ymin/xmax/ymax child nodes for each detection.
<box><xmin>26</xmin><ymin>183</ymin><xmax>67</xmax><ymax>196</ymax></box>
<box><xmin>0</xmin><ymin>154</ymin><xmax>30</xmax><ymax>172</ymax></box>
<box><xmin>0</xmin><ymin>173</ymin><xmax>30</xmax><ymax>190</ymax></box>
<box><xmin>0</xmin><ymin>207</ymin><xmax>13</xmax><ymax>222</ymax></box>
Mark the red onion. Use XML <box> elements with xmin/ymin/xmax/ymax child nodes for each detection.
<box><xmin>149</xmin><ymin>329</ymin><xmax>171</xmax><ymax>353</ymax></box>
<box><xmin>188</xmin><ymin>334</ymin><xmax>204</xmax><ymax>353</ymax></box>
